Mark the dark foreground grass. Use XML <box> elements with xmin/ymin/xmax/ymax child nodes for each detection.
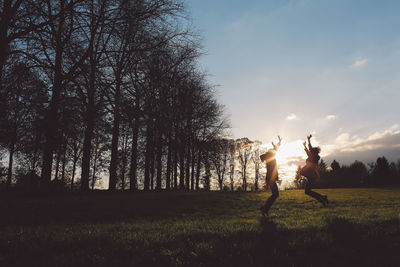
<box><xmin>1</xmin><ymin>188</ymin><xmax>400</xmax><ymax>266</ymax></box>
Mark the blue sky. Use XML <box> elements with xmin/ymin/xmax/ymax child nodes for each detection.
<box><xmin>185</xmin><ymin>0</ymin><xmax>400</xmax><ymax>168</ymax></box>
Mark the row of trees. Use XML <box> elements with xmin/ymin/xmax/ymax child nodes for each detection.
<box><xmin>0</xmin><ymin>0</ymin><xmax>267</xmax><ymax>193</ymax></box>
<box><xmin>294</xmin><ymin>156</ymin><xmax>400</xmax><ymax>189</ymax></box>
<box><xmin>0</xmin><ymin>0</ymin><xmax>239</xmax><ymax>192</ymax></box>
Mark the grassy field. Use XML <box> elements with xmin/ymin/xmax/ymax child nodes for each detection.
<box><xmin>1</xmin><ymin>188</ymin><xmax>400</xmax><ymax>266</ymax></box>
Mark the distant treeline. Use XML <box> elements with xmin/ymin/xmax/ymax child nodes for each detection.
<box><xmin>0</xmin><ymin>0</ymin><xmax>233</xmax><ymax>192</ymax></box>
<box><xmin>294</xmin><ymin>157</ymin><xmax>400</xmax><ymax>189</ymax></box>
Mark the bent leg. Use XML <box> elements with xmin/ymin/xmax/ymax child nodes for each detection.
<box><xmin>263</xmin><ymin>182</ymin><xmax>279</xmax><ymax>214</ymax></box>
<box><xmin>304</xmin><ymin>179</ymin><xmax>325</xmax><ymax>206</ymax></box>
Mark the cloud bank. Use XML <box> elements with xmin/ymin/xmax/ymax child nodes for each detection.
<box><xmin>323</xmin><ymin>125</ymin><xmax>400</xmax><ymax>165</ymax></box>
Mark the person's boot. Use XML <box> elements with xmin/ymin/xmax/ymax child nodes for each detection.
<box><xmin>319</xmin><ymin>197</ymin><xmax>327</xmax><ymax>207</ymax></box>
<box><xmin>323</xmin><ymin>195</ymin><xmax>329</xmax><ymax>205</ymax></box>
<box><xmin>260</xmin><ymin>206</ymin><xmax>268</xmax><ymax>216</ymax></box>
<box><xmin>260</xmin><ymin>202</ymin><xmax>272</xmax><ymax>216</ymax></box>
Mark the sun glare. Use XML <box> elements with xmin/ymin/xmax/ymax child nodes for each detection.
<box><xmin>275</xmin><ymin>140</ymin><xmax>305</xmax><ymax>165</ymax></box>
<box><xmin>261</xmin><ymin>140</ymin><xmax>307</xmax><ymax>188</ymax></box>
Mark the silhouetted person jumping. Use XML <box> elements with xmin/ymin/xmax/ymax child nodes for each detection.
<box><xmin>260</xmin><ymin>136</ymin><xmax>282</xmax><ymax>216</ymax></box>
<box><xmin>300</xmin><ymin>134</ymin><xmax>328</xmax><ymax>206</ymax></box>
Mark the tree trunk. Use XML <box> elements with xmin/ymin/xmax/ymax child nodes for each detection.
<box><xmin>173</xmin><ymin>140</ymin><xmax>178</xmax><ymax>189</ymax></box>
<box><xmin>204</xmin><ymin>150</ymin><xmax>211</xmax><ymax>191</ymax></box>
<box><xmin>71</xmin><ymin>149</ymin><xmax>78</xmax><ymax>191</ymax></box>
<box><xmin>179</xmin><ymin>141</ymin><xmax>185</xmax><ymax>190</ymax></box>
<box><xmin>218</xmin><ymin>174</ymin><xmax>223</xmax><ymax>191</ymax></box>
<box><xmin>243</xmin><ymin>165</ymin><xmax>247</xmax><ymax>191</ymax></box>
<box><xmin>150</xmin><ymin>147</ymin><xmax>155</xmax><ymax>190</ymax></box>
<box><xmin>185</xmin><ymin>145</ymin><xmax>190</xmax><ymax>190</ymax></box>
<box><xmin>31</xmin><ymin>130</ymin><xmax>41</xmax><ymax>172</ymax></box>
<box><xmin>61</xmin><ymin>141</ymin><xmax>67</xmax><ymax>185</ymax></box>
<box><xmin>190</xmin><ymin>143</ymin><xmax>196</xmax><ymax>191</ymax></box>
<box><xmin>171</xmin><ymin>134</ymin><xmax>178</xmax><ymax>190</ymax></box>
<box><xmin>80</xmin><ymin>88</ymin><xmax>95</xmax><ymax>191</ymax></box>
<box><xmin>144</xmin><ymin>122</ymin><xmax>153</xmax><ymax>191</ymax></box>
<box><xmin>155</xmin><ymin>133</ymin><xmax>162</xmax><ymax>190</ymax></box>
<box><xmin>91</xmin><ymin>151</ymin><xmax>97</xmax><ymax>190</ymax></box>
<box><xmin>54</xmin><ymin>145</ymin><xmax>61</xmax><ymax>181</ymax></box>
<box><xmin>41</xmin><ymin>92</ymin><xmax>60</xmax><ymax>191</ymax></box>
<box><xmin>41</xmin><ymin>9</ymin><xmax>66</xmax><ymax>191</ymax></box>
<box><xmin>230</xmin><ymin>164</ymin><xmax>234</xmax><ymax>191</ymax></box>
<box><xmin>109</xmin><ymin>76</ymin><xmax>122</xmax><ymax>191</ymax></box>
<box><xmin>129</xmin><ymin>120</ymin><xmax>139</xmax><ymax>191</ymax></box>
<box><xmin>6</xmin><ymin>142</ymin><xmax>14</xmax><ymax>188</ymax></box>
<box><xmin>195</xmin><ymin>148</ymin><xmax>201</xmax><ymax>190</ymax></box>
<box><xmin>80</xmin><ymin>5</ymin><xmax>103</xmax><ymax>191</ymax></box>
<box><xmin>165</xmin><ymin>135</ymin><xmax>172</xmax><ymax>190</ymax></box>
<box><xmin>121</xmin><ymin>132</ymin><xmax>129</xmax><ymax>191</ymax></box>
<box><xmin>254</xmin><ymin>162</ymin><xmax>259</xmax><ymax>191</ymax></box>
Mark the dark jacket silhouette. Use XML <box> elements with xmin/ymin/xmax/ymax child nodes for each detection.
<box><xmin>260</xmin><ymin>136</ymin><xmax>281</xmax><ymax>216</ymax></box>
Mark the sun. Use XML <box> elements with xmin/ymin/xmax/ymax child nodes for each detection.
<box><xmin>274</xmin><ymin>140</ymin><xmax>307</xmax><ymax>187</ymax></box>
<box><xmin>260</xmin><ymin>139</ymin><xmax>306</xmax><ymax>174</ymax></box>
<box><xmin>275</xmin><ymin>140</ymin><xmax>305</xmax><ymax>165</ymax></box>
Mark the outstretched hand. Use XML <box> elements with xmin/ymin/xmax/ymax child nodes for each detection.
<box><xmin>272</xmin><ymin>135</ymin><xmax>282</xmax><ymax>150</ymax></box>
<box><xmin>303</xmin><ymin>141</ymin><xmax>307</xmax><ymax>147</ymax></box>
<box><xmin>307</xmin><ymin>134</ymin><xmax>312</xmax><ymax>141</ymax></box>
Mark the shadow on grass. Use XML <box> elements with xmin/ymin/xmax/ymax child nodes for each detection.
<box><xmin>0</xmin><ymin>191</ymin><xmax>254</xmax><ymax>226</ymax></box>
<box><xmin>167</xmin><ymin>217</ymin><xmax>400</xmax><ymax>267</ymax></box>
<box><xmin>1</xmin><ymin>217</ymin><xmax>399</xmax><ymax>267</ymax></box>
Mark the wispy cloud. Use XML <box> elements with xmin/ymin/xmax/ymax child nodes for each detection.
<box><xmin>228</xmin><ymin>15</ymin><xmax>249</xmax><ymax>32</ymax></box>
<box><xmin>286</xmin><ymin>113</ymin><xmax>297</xmax><ymax>120</ymax></box>
<box><xmin>350</xmin><ymin>58</ymin><xmax>368</xmax><ymax>68</ymax></box>
<box><xmin>325</xmin><ymin>115</ymin><xmax>337</xmax><ymax>120</ymax></box>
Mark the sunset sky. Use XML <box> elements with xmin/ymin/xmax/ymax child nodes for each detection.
<box><xmin>186</xmin><ymin>0</ymin><xmax>400</xmax><ymax>184</ymax></box>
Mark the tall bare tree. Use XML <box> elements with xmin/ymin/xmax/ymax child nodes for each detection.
<box><xmin>251</xmin><ymin>141</ymin><xmax>262</xmax><ymax>191</ymax></box>
<box><xmin>237</xmin><ymin>138</ymin><xmax>253</xmax><ymax>191</ymax></box>
<box><xmin>210</xmin><ymin>138</ymin><xmax>229</xmax><ymax>191</ymax></box>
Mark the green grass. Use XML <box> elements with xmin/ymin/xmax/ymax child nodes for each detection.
<box><xmin>1</xmin><ymin>188</ymin><xmax>400</xmax><ymax>266</ymax></box>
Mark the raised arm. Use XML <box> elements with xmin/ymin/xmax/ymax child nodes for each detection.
<box><xmin>307</xmin><ymin>134</ymin><xmax>313</xmax><ymax>150</ymax></box>
<box><xmin>303</xmin><ymin>141</ymin><xmax>311</xmax><ymax>157</ymax></box>
<box><xmin>272</xmin><ymin>136</ymin><xmax>282</xmax><ymax>151</ymax></box>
